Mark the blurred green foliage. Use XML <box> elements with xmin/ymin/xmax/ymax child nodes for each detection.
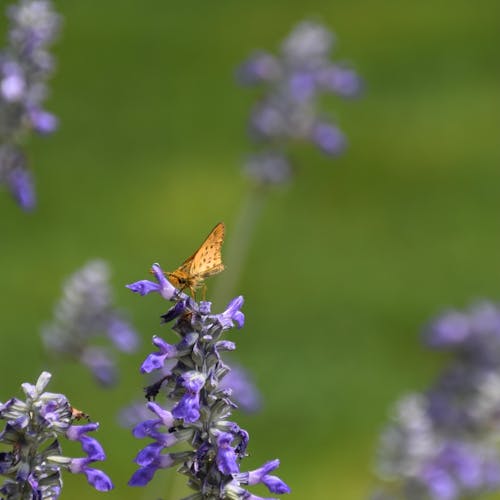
<box><xmin>0</xmin><ymin>0</ymin><xmax>499</xmax><ymax>498</ymax></box>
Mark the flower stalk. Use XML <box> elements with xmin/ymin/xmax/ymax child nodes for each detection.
<box><xmin>127</xmin><ymin>264</ymin><xmax>290</xmax><ymax>499</ymax></box>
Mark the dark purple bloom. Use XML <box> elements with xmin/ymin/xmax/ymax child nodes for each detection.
<box><xmin>128</xmin><ymin>465</ymin><xmax>156</xmax><ymax>487</ymax></box>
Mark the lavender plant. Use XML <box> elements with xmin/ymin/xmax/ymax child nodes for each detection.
<box><xmin>238</xmin><ymin>19</ymin><xmax>362</xmax><ymax>186</ymax></box>
<box><xmin>216</xmin><ymin>20</ymin><xmax>361</xmax><ymax>302</ymax></box>
<box><xmin>0</xmin><ymin>371</ymin><xmax>113</xmax><ymax>498</ymax></box>
<box><xmin>373</xmin><ymin>301</ymin><xmax>500</xmax><ymax>499</ymax></box>
<box><xmin>0</xmin><ymin>0</ymin><xmax>60</xmax><ymax>210</ymax></box>
<box><xmin>126</xmin><ymin>264</ymin><xmax>290</xmax><ymax>499</ymax></box>
<box><xmin>42</xmin><ymin>260</ymin><xmax>139</xmax><ymax>387</ymax></box>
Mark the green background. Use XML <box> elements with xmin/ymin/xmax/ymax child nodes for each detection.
<box><xmin>1</xmin><ymin>0</ymin><xmax>499</xmax><ymax>498</ymax></box>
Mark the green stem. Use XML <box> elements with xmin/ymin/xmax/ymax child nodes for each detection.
<box><xmin>213</xmin><ymin>186</ymin><xmax>268</xmax><ymax>308</ymax></box>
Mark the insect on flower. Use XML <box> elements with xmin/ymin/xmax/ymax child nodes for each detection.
<box><xmin>164</xmin><ymin>222</ymin><xmax>225</xmax><ymax>298</ymax></box>
<box><xmin>70</xmin><ymin>406</ymin><xmax>90</xmax><ymax>421</ymax></box>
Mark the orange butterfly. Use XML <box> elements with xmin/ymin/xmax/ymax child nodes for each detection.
<box><xmin>166</xmin><ymin>222</ymin><xmax>225</xmax><ymax>298</ymax></box>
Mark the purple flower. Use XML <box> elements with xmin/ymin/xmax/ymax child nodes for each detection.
<box><xmin>172</xmin><ymin>371</ymin><xmax>206</xmax><ymax>423</ymax></box>
<box><xmin>81</xmin><ymin>347</ymin><xmax>117</xmax><ymax>386</ymax></box>
<box><xmin>127</xmin><ymin>264</ymin><xmax>290</xmax><ymax>498</ymax></box>
<box><xmin>217</xmin><ymin>296</ymin><xmax>245</xmax><ymax>329</ymax></box>
<box><xmin>236</xmin><ymin>51</ymin><xmax>280</xmax><ymax>85</ymax></box>
<box><xmin>132</xmin><ymin>402</ymin><xmax>174</xmax><ymax>438</ymax></box>
<box><xmin>140</xmin><ymin>335</ymin><xmax>178</xmax><ymax>373</ymax></box>
<box><xmin>311</xmin><ymin>122</ymin><xmax>346</xmax><ymax>156</ymax></box>
<box><xmin>0</xmin><ymin>0</ymin><xmax>61</xmax><ymax>210</ymax></box>
<box><xmin>68</xmin><ymin>459</ymin><xmax>113</xmax><ymax>491</ymax></box>
<box><xmin>216</xmin><ymin>432</ymin><xmax>239</xmax><ymax>474</ymax></box>
<box><xmin>42</xmin><ymin>260</ymin><xmax>139</xmax><ymax>387</ymax></box>
<box><xmin>374</xmin><ymin>300</ymin><xmax>500</xmax><ymax>499</ymax></box>
<box><xmin>0</xmin><ymin>372</ymin><xmax>113</xmax><ymax>497</ymax></box>
<box><xmin>127</xmin><ymin>263</ymin><xmax>180</xmax><ymax>301</ymax></box>
<box><xmin>237</xmin><ymin>20</ymin><xmax>361</xmax><ymax>185</ymax></box>
<box><xmin>316</xmin><ymin>65</ymin><xmax>362</xmax><ymax>97</ymax></box>
<box><xmin>28</xmin><ymin>107</ymin><xmax>58</xmax><ymax>134</ymax></box>
<box><xmin>425</xmin><ymin>310</ymin><xmax>471</xmax><ymax>348</ymax></box>
<box><xmin>128</xmin><ymin>453</ymin><xmax>185</xmax><ymax>487</ymax></box>
<box><xmin>221</xmin><ymin>365</ymin><xmax>262</xmax><ymax>413</ymax></box>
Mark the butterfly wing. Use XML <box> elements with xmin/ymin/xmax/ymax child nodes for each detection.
<box><xmin>189</xmin><ymin>222</ymin><xmax>225</xmax><ymax>279</ymax></box>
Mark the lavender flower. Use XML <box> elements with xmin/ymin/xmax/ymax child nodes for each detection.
<box><xmin>0</xmin><ymin>0</ymin><xmax>61</xmax><ymax>210</ymax></box>
<box><xmin>238</xmin><ymin>20</ymin><xmax>362</xmax><ymax>185</ymax></box>
<box><xmin>0</xmin><ymin>371</ymin><xmax>113</xmax><ymax>498</ymax></box>
<box><xmin>42</xmin><ymin>260</ymin><xmax>139</xmax><ymax>386</ymax></box>
<box><xmin>126</xmin><ymin>264</ymin><xmax>290</xmax><ymax>498</ymax></box>
<box><xmin>373</xmin><ymin>301</ymin><xmax>500</xmax><ymax>499</ymax></box>
<box><xmin>119</xmin><ymin>363</ymin><xmax>260</xmax><ymax>429</ymax></box>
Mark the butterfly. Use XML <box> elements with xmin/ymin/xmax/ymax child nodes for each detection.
<box><xmin>165</xmin><ymin>222</ymin><xmax>225</xmax><ymax>298</ymax></box>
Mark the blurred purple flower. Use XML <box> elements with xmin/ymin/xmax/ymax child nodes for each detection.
<box><xmin>42</xmin><ymin>260</ymin><xmax>139</xmax><ymax>387</ymax></box>
<box><xmin>373</xmin><ymin>300</ymin><xmax>500</xmax><ymax>499</ymax></box>
<box><xmin>237</xmin><ymin>20</ymin><xmax>362</xmax><ymax>185</ymax></box>
<box><xmin>221</xmin><ymin>364</ymin><xmax>262</xmax><ymax>413</ymax></box>
<box><xmin>0</xmin><ymin>0</ymin><xmax>61</xmax><ymax>210</ymax></box>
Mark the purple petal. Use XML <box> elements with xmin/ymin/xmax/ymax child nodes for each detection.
<box><xmin>140</xmin><ymin>352</ymin><xmax>168</xmax><ymax>373</ymax></box>
<box><xmin>126</xmin><ymin>280</ymin><xmax>161</xmax><ymax>296</ymax></box>
<box><xmin>83</xmin><ymin>468</ymin><xmax>114</xmax><ymax>491</ymax></box>
<box><xmin>80</xmin><ymin>435</ymin><xmax>105</xmax><ymax>461</ymax></box>
<box><xmin>147</xmin><ymin>402</ymin><xmax>175</xmax><ymax>428</ymax></box>
<box><xmin>81</xmin><ymin>348</ymin><xmax>116</xmax><ymax>387</ymax></box>
<box><xmin>132</xmin><ymin>419</ymin><xmax>161</xmax><ymax>439</ymax></box>
<box><xmin>128</xmin><ymin>465</ymin><xmax>157</xmax><ymax>486</ymax></box>
<box><xmin>216</xmin><ymin>432</ymin><xmax>239</xmax><ymax>475</ymax></box>
<box><xmin>135</xmin><ymin>442</ymin><xmax>164</xmax><ymax>467</ymax></box>
<box><xmin>66</xmin><ymin>422</ymin><xmax>99</xmax><ymax>441</ymax></box>
<box><xmin>107</xmin><ymin>317</ymin><xmax>139</xmax><ymax>352</ymax></box>
<box><xmin>161</xmin><ymin>300</ymin><xmax>187</xmax><ymax>323</ymax></box>
<box><xmin>7</xmin><ymin>167</ymin><xmax>35</xmax><ymax>211</ymax></box>
<box><xmin>311</xmin><ymin>122</ymin><xmax>346</xmax><ymax>156</ymax></box>
<box><xmin>262</xmin><ymin>474</ymin><xmax>291</xmax><ymax>494</ymax></box>
<box><xmin>29</xmin><ymin>109</ymin><xmax>58</xmax><ymax>134</ymax></box>
<box><xmin>172</xmin><ymin>394</ymin><xmax>201</xmax><ymax>423</ymax></box>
